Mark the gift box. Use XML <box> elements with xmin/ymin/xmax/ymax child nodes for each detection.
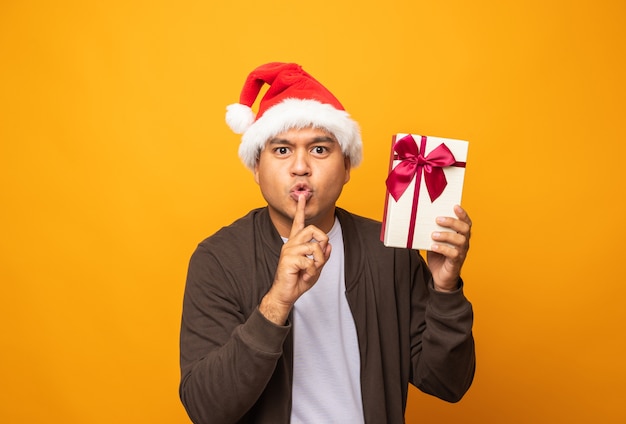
<box><xmin>381</xmin><ymin>133</ymin><xmax>469</xmax><ymax>251</ymax></box>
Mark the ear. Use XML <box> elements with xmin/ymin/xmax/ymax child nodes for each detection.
<box><xmin>343</xmin><ymin>156</ymin><xmax>351</xmax><ymax>184</ymax></box>
<box><xmin>253</xmin><ymin>161</ymin><xmax>260</xmax><ymax>185</ymax></box>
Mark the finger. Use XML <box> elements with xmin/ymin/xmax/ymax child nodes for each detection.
<box><xmin>289</xmin><ymin>193</ymin><xmax>307</xmax><ymax>239</ymax></box>
<box><xmin>295</xmin><ymin>249</ymin><xmax>326</xmax><ymax>284</ymax></box>
<box><xmin>453</xmin><ymin>204</ymin><xmax>472</xmax><ymax>227</ymax></box>
<box><xmin>431</xmin><ymin>227</ymin><xmax>470</xmax><ymax>266</ymax></box>
<box><xmin>436</xmin><ymin>215</ymin><xmax>471</xmax><ymax>237</ymax></box>
<box><xmin>323</xmin><ymin>241</ymin><xmax>332</xmax><ymax>261</ymax></box>
<box><xmin>290</xmin><ymin>224</ymin><xmax>330</xmax><ymax>253</ymax></box>
<box><xmin>282</xmin><ymin>238</ymin><xmax>330</xmax><ymax>266</ymax></box>
<box><xmin>300</xmin><ymin>259</ymin><xmax>320</xmax><ymax>283</ymax></box>
<box><xmin>308</xmin><ymin>240</ymin><xmax>331</xmax><ymax>265</ymax></box>
<box><xmin>432</xmin><ymin>230</ymin><xmax>468</xmax><ymax>250</ymax></box>
<box><xmin>430</xmin><ymin>242</ymin><xmax>464</xmax><ymax>260</ymax></box>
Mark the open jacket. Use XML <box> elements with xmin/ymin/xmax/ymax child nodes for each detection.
<box><xmin>179</xmin><ymin>207</ymin><xmax>475</xmax><ymax>423</ymax></box>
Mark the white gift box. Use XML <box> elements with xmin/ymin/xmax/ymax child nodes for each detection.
<box><xmin>381</xmin><ymin>133</ymin><xmax>469</xmax><ymax>251</ymax></box>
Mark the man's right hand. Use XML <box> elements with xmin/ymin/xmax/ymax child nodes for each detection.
<box><xmin>259</xmin><ymin>194</ymin><xmax>332</xmax><ymax>325</ymax></box>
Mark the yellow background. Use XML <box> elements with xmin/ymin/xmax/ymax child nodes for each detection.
<box><xmin>1</xmin><ymin>1</ymin><xmax>625</xmax><ymax>423</ymax></box>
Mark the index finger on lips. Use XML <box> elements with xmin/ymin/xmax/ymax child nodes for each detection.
<box><xmin>289</xmin><ymin>193</ymin><xmax>306</xmax><ymax>239</ymax></box>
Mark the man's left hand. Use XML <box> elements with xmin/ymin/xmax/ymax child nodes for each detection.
<box><xmin>427</xmin><ymin>204</ymin><xmax>472</xmax><ymax>292</ymax></box>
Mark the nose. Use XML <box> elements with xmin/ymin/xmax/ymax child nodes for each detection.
<box><xmin>290</xmin><ymin>149</ymin><xmax>310</xmax><ymax>176</ymax></box>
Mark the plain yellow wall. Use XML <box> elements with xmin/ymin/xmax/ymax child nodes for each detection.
<box><xmin>1</xmin><ymin>1</ymin><xmax>625</xmax><ymax>423</ymax></box>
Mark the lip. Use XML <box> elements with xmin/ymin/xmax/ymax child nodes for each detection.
<box><xmin>289</xmin><ymin>183</ymin><xmax>313</xmax><ymax>201</ymax></box>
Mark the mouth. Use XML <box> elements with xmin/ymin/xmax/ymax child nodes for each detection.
<box><xmin>289</xmin><ymin>183</ymin><xmax>313</xmax><ymax>201</ymax></box>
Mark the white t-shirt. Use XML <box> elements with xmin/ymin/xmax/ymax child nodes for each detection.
<box><xmin>288</xmin><ymin>218</ymin><xmax>364</xmax><ymax>423</ymax></box>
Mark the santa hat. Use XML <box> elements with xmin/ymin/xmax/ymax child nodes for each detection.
<box><xmin>226</xmin><ymin>62</ymin><xmax>362</xmax><ymax>170</ymax></box>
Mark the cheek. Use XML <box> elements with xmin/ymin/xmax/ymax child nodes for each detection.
<box><xmin>256</xmin><ymin>168</ymin><xmax>281</xmax><ymax>197</ymax></box>
<box><xmin>255</xmin><ymin>156</ymin><xmax>273</xmax><ymax>186</ymax></box>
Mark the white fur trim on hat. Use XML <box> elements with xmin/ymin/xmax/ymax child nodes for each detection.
<box><xmin>237</xmin><ymin>98</ymin><xmax>362</xmax><ymax>170</ymax></box>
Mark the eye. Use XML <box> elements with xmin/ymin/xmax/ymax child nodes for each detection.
<box><xmin>274</xmin><ymin>146</ymin><xmax>290</xmax><ymax>155</ymax></box>
<box><xmin>312</xmin><ymin>146</ymin><xmax>328</xmax><ymax>155</ymax></box>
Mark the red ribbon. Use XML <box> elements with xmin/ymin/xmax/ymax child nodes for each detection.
<box><xmin>385</xmin><ymin>134</ymin><xmax>466</xmax><ymax>248</ymax></box>
<box><xmin>386</xmin><ymin>134</ymin><xmax>463</xmax><ymax>202</ymax></box>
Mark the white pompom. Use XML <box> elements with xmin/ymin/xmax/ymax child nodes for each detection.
<box><xmin>226</xmin><ymin>103</ymin><xmax>255</xmax><ymax>134</ymax></box>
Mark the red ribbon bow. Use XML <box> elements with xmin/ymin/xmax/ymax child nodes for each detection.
<box><xmin>386</xmin><ymin>134</ymin><xmax>462</xmax><ymax>202</ymax></box>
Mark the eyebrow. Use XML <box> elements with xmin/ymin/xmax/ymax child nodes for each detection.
<box><xmin>267</xmin><ymin>135</ymin><xmax>337</xmax><ymax>145</ymax></box>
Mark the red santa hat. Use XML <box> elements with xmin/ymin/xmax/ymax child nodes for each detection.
<box><xmin>226</xmin><ymin>62</ymin><xmax>362</xmax><ymax>170</ymax></box>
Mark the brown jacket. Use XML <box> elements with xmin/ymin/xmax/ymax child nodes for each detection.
<box><xmin>179</xmin><ymin>207</ymin><xmax>475</xmax><ymax>423</ymax></box>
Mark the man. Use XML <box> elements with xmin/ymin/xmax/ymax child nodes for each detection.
<box><xmin>179</xmin><ymin>62</ymin><xmax>475</xmax><ymax>423</ymax></box>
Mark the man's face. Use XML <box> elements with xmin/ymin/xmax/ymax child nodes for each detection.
<box><xmin>254</xmin><ymin>126</ymin><xmax>351</xmax><ymax>237</ymax></box>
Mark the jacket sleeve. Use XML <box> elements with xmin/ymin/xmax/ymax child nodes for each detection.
<box><xmin>409</xmin><ymin>253</ymin><xmax>476</xmax><ymax>402</ymax></box>
<box><xmin>179</xmin><ymin>243</ymin><xmax>290</xmax><ymax>423</ymax></box>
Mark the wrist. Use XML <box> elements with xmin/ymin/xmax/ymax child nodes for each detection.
<box><xmin>433</xmin><ymin>278</ymin><xmax>461</xmax><ymax>293</ymax></box>
<box><xmin>259</xmin><ymin>292</ymin><xmax>292</xmax><ymax>326</ymax></box>
<box><xmin>433</xmin><ymin>285</ymin><xmax>456</xmax><ymax>293</ymax></box>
